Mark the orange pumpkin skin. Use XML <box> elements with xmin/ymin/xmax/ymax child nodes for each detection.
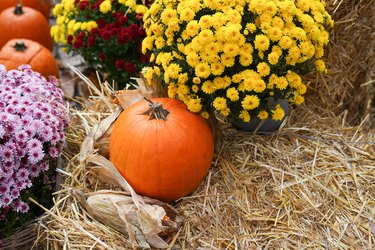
<box><xmin>0</xmin><ymin>0</ymin><xmax>51</xmax><ymax>19</ymax></box>
<box><xmin>110</xmin><ymin>98</ymin><xmax>214</xmax><ymax>202</ymax></box>
<box><xmin>0</xmin><ymin>5</ymin><xmax>53</xmax><ymax>50</ymax></box>
<box><xmin>0</xmin><ymin>39</ymin><xmax>59</xmax><ymax>78</ymax></box>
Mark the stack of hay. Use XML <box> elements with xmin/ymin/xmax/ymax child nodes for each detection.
<box><xmin>32</xmin><ymin>0</ymin><xmax>375</xmax><ymax>249</ymax></box>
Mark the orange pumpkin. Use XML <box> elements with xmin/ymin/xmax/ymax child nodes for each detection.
<box><xmin>110</xmin><ymin>98</ymin><xmax>214</xmax><ymax>202</ymax></box>
<box><xmin>0</xmin><ymin>0</ymin><xmax>51</xmax><ymax>19</ymax></box>
<box><xmin>0</xmin><ymin>4</ymin><xmax>53</xmax><ymax>50</ymax></box>
<box><xmin>0</xmin><ymin>39</ymin><xmax>59</xmax><ymax>78</ymax></box>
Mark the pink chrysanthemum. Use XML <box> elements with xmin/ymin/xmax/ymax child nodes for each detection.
<box><xmin>0</xmin><ymin>65</ymin><xmax>69</xmax><ymax>216</ymax></box>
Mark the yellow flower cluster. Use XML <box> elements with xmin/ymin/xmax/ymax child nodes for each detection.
<box><xmin>142</xmin><ymin>0</ymin><xmax>333</xmax><ymax>121</ymax></box>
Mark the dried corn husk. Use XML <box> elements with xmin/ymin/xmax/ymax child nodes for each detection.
<box><xmin>74</xmin><ymin>190</ymin><xmax>181</xmax><ymax>249</ymax></box>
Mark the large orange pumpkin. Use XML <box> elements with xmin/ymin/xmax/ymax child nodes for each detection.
<box><xmin>0</xmin><ymin>4</ymin><xmax>53</xmax><ymax>50</ymax></box>
<box><xmin>0</xmin><ymin>39</ymin><xmax>59</xmax><ymax>78</ymax></box>
<box><xmin>0</xmin><ymin>0</ymin><xmax>51</xmax><ymax>19</ymax></box>
<box><xmin>110</xmin><ymin>98</ymin><xmax>214</xmax><ymax>202</ymax></box>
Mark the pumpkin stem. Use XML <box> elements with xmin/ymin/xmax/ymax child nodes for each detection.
<box><xmin>14</xmin><ymin>4</ymin><xmax>24</xmax><ymax>15</ymax></box>
<box><xmin>143</xmin><ymin>97</ymin><xmax>169</xmax><ymax>121</ymax></box>
<box><xmin>13</xmin><ymin>40</ymin><xmax>27</xmax><ymax>52</ymax></box>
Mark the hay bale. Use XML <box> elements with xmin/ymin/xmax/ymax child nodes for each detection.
<box><xmin>34</xmin><ymin>0</ymin><xmax>375</xmax><ymax>248</ymax></box>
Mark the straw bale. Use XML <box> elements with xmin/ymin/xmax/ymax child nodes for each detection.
<box><xmin>34</xmin><ymin>0</ymin><xmax>375</xmax><ymax>249</ymax></box>
<box><xmin>311</xmin><ymin>0</ymin><xmax>375</xmax><ymax>127</ymax></box>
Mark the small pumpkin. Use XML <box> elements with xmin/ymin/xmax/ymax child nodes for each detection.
<box><xmin>0</xmin><ymin>39</ymin><xmax>59</xmax><ymax>78</ymax></box>
<box><xmin>0</xmin><ymin>4</ymin><xmax>53</xmax><ymax>50</ymax></box>
<box><xmin>110</xmin><ymin>98</ymin><xmax>214</xmax><ymax>202</ymax></box>
<box><xmin>0</xmin><ymin>0</ymin><xmax>51</xmax><ymax>19</ymax></box>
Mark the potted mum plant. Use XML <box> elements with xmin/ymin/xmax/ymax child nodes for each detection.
<box><xmin>51</xmin><ymin>0</ymin><xmax>153</xmax><ymax>90</ymax></box>
<box><xmin>141</xmin><ymin>0</ymin><xmax>333</xmax><ymax>132</ymax></box>
<box><xmin>0</xmin><ymin>65</ymin><xmax>69</xmax><ymax>242</ymax></box>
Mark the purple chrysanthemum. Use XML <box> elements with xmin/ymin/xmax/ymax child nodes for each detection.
<box><xmin>0</xmin><ymin>65</ymin><xmax>69</xmax><ymax>216</ymax></box>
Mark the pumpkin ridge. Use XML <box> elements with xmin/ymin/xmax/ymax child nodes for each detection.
<box><xmin>25</xmin><ymin>45</ymin><xmax>43</xmax><ymax>66</ymax></box>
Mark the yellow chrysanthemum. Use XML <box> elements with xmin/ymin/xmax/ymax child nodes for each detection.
<box><xmin>241</xmin><ymin>43</ymin><xmax>253</xmax><ymax>54</ymax></box>
<box><xmin>52</xmin><ymin>3</ymin><xmax>63</xmax><ymax>16</ymax></box>
<box><xmin>267</xmin><ymin>27</ymin><xmax>282</xmax><ymax>41</ymax></box>
<box><xmin>99</xmin><ymin>0</ymin><xmax>111</xmax><ymax>14</ymax></box>
<box><xmin>268</xmin><ymin>51</ymin><xmax>280</xmax><ymax>65</ymax></box>
<box><xmin>213</xmin><ymin>97</ymin><xmax>227</xmax><ymax>111</ymax></box>
<box><xmin>257</xmin><ymin>62</ymin><xmax>271</xmax><ymax>77</ymax></box>
<box><xmin>275</xmin><ymin>76</ymin><xmax>288</xmax><ymax>90</ymax></box>
<box><xmin>201</xmin><ymin>111</ymin><xmax>210</xmax><ymax>119</ymax></box>
<box><xmin>293</xmin><ymin>94</ymin><xmax>305</xmax><ymax>105</ymax></box>
<box><xmin>187</xmin><ymin>98</ymin><xmax>202</xmax><ymax>113</ymax></box>
<box><xmin>167</xmin><ymin>83</ymin><xmax>178</xmax><ymax>98</ymax></box>
<box><xmin>180</xmin><ymin>8</ymin><xmax>195</xmax><ymax>22</ymax></box>
<box><xmin>203</xmin><ymin>0</ymin><xmax>220</xmax><ymax>9</ymax></box>
<box><xmin>166</xmin><ymin>63</ymin><xmax>181</xmax><ymax>79</ymax></box>
<box><xmin>213</xmin><ymin>77</ymin><xmax>230</xmax><ymax>89</ymax></box>
<box><xmin>297</xmin><ymin>83</ymin><xmax>307</xmax><ymax>95</ymax></box>
<box><xmin>154</xmin><ymin>37</ymin><xmax>165</xmax><ymax>49</ymax></box>
<box><xmin>254</xmin><ymin>35</ymin><xmax>270</xmax><ymax>51</ymax></box>
<box><xmin>288</xmin><ymin>46</ymin><xmax>301</xmax><ymax>61</ymax></box>
<box><xmin>86</xmin><ymin>21</ymin><xmax>98</xmax><ymax>30</ymax></box>
<box><xmin>160</xmin><ymin>52</ymin><xmax>173</xmax><ymax>67</ymax></box>
<box><xmin>291</xmin><ymin>27</ymin><xmax>307</xmax><ymax>40</ymax></box>
<box><xmin>271</xmin><ymin>104</ymin><xmax>285</xmax><ymax>121</ymax></box>
<box><xmin>135</xmin><ymin>5</ymin><xmax>148</xmax><ymax>14</ymax></box>
<box><xmin>221</xmin><ymin>54</ymin><xmax>235</xmax><ymax>67</ymax></box>
<box><xmin>142</xmin><ymin>36</ymin><xmax>154</xmax><ymax>54</ymax></box>
<box><xmin>279</xmin><ymin>36</ymin><xmax>293</xmax><ymax>49</ymax></box>
<box><xmin>186</xmin><ymin>52</ymin><xmax>199</xmax><ymax>67</ymax></box>
<box><xmin>211</xmin><ymin>62</ymin><xmax>225</xmax><ymax>76</ymax></box>
<box><xmin>185</xmin><ymin>20</ymin><xmax>200</xmax><ymax>37</ymax></box>
<box><xmin>264</xmin><ymin>1</ymin><xmax>278</xmax><ymax>16</ymax></box>
<box><xmin>232</xmin><ymin>73</ymin><xmax>242</xmax><ymax>83</ymax></box>
<box><xmin>242</xmin><ymin>78</ymin><xmax>255</xmax><ymax>91</ymax></box>
<box><xmin>195</xmin><ymin>63</ymin><xmax>211</xmax><ymax>78</ymax></box>
<box><xmin>253</xmin><ymin>79</ymin><xmax>266</xmax><ymax>93</ymax></box>
<box><xmin>202</xmin><ymin>80</ymin><xmax>216</xmax><ymax>94</ymax></box>
<box><xmin>258</xmin><ymin>110</ymin><xmax>269</xmax><ymax>120</ymax></box>
<box><xmin>178</xmin><ymin>73</ymin><xmax>188</xmax><ymax>84</ymax></box>
<box><xmin>226</xmin><ymin>88</ymin><xmax>239</xmax><ymax>101</ymax></box>
<box><xmin>297</xmin><ymin>0</ymin><xmax>311</xmax><ymax>12</ymax></box>
<box><xmin>285</xmin><ymin>70</ymin><xmax>302</xmax><ymax>88</ymax></box>
<box><xmin>299</xmin><ymin>41</ymin><xmax>315</xmax><ymax>58</ymax></box>
<box><xmin>199</xmin><ymin>15</ymin><xmax>213</xmax><ymax>29</ymax></box>
<box><xmin>241</xmin><ymin>95</ymin><xmax>260</xmax><ymax>110</ymax></box>
<box><xmin>198</xmin><ymin>29</ymin><xmax>215</xmax><ymax>44</ymax></box>
<box><xmin>161</xmin><ymin>8</ymin><xmax>178</xmax><ymax>25</ymax></box>
<box><xmin>239</xmin><ymin>53</ymin><xmax>253</xmax><ymax>66</ymax></box>
<box><xmin>271</xmin><ymin>16</ymin><xmax>284</xmax><ymax>29</ymax></box>
<box><xmin>193</xmin><ymin>77</ymin><xmax>201</xmax><ymax>84</ymax></box>
<box><xmin>246</xmin><ymin>23</ymin><xmax>257</xmax><ymax>33</ymax></box>
<box><xmin>142</xmin><ymin>67</ymin><xmax>154</xmax><ymax>84</ymax></box>
<box><xmin>220</xmin><ymin>107</ymin><xmax>230</xmax><ymax>116</ymax></box>
<box><xmin>153</xmin><ymin>66</ymin><xmax>160</xmax><ymax>75</ymax></box>
<box><xmin>239</xmin><ymin>110</ymin><xmax>250</xmax><ymax>122</ymax></box>
<box><xmin>315</xmin><ymin>59</ymin><xmax>327</xmax><ymax>73</ymax></box>
<box><xmin>223</xmin><ymin>43</ymin><xmax>239</xmax><ymax>57</ymax></box>
<box><xmin>177</xmin><ymin>84</ymin><xmax>190</xmax><ymax>95</ymax></box>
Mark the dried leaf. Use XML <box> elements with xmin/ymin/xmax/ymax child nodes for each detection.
<box><xmin>79</xmin><ymin>107</ymin><xmax>121</xmax><ymax>162</ymax></box>
<box><xmin>113</xmin><ymin>89</ymin><xmax>145</xmax><ymax>109</ymax></box>
<box><xmin>87</xmin><ymin>154</ymin><xmax>141</xmax><ymax>208</ymax></box>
